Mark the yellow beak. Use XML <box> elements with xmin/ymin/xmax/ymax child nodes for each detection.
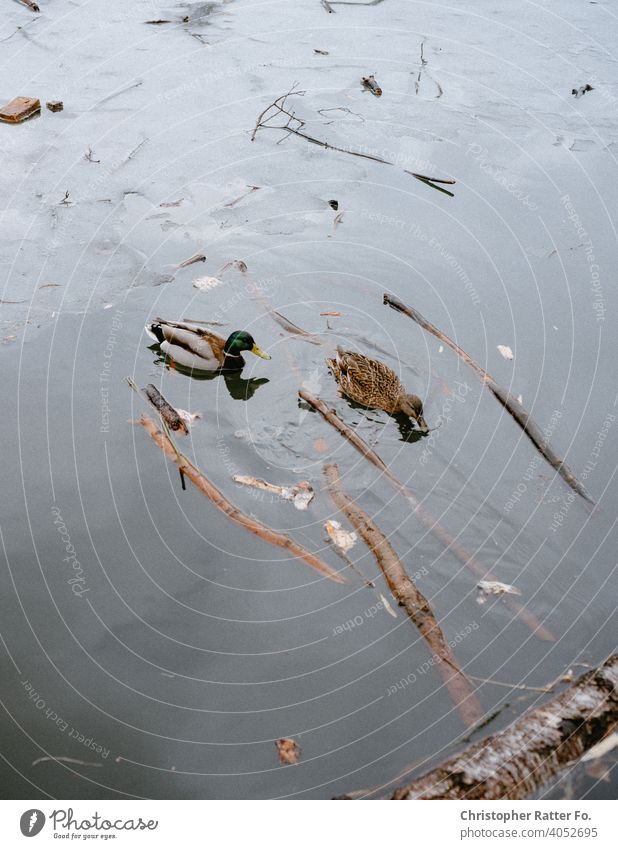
<box><xmin>251</xmin><ymin>343</ymin><xmax>271</xmax><ymax>360</ymax></box>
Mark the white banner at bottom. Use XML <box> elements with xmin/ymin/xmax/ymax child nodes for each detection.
<box><xmin>0</xmin><ymin>800</ymin><xmax>614</xmax><ymax>849</ymax></box>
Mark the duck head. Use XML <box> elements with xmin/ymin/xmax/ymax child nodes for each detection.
<box><xmin>224</xmin><ymin>331</ymin><xmax>271</xmax><ymax>361</ymax></box>
<box><xmin>399</xmin><ymin>393</ymin><xmax>429</xmax><ymax>433</ymax></box>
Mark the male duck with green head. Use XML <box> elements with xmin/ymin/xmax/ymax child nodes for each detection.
<box><xmin>146</xmin><ymin>318</ymin><xmax>271</xmax><ymax>372</ymax></box>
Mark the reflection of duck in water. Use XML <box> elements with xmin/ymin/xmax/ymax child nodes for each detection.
<box><xmin>146</xmin><ymin>319</ymin><xmax>271</xmax><ymax>400</ymax></box>
<box><xmin>327</xmin><ymin>347</ymin><xmax>429</xmax><ymax>433</ymax></box>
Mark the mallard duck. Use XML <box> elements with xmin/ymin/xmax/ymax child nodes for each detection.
<box><xmin>327</xmin><ymin>346</ymin><xmax>428</xmax><ymax>432</ymax></box>
<box><xmin>146</xmin><ymin>319</ymin><xmax>271</xmax><ymax>372</ymax></box>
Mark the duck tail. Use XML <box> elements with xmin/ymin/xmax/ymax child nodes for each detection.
<box><xmin>145</xmin><ymin>320</ymin><xmax>165</xmax><ymax>344</ymax></box>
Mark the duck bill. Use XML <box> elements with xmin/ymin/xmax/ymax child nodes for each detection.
<box><xmin>416</xmin><ymin>415</ymin><xmax>429</xmax><ymax>433</ymax></box>
<box><xmin>251</xmin><ymin>343</ymin><xmax>271</xmax><ymax>360</ymax></box>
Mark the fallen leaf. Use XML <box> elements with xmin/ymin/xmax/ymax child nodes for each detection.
<box><xmin>314</xmin><ymin>49</ymin><xmax>329</xmax><ymax>55</ymax></box>
<box><xmin>193</xmin><ymin>276</ymin><xmax>223</xmax><ymax>292</ymax></box>
<box><xmin>176</xmin><ymin>410</ymin><xmax>201</xmax><ymax>429</ymax></box>
<box><xmin>160</xmin><ymin>199</ymin><xmax>184</xmax><ymax>208</ymax></box>
<box><xmin>380</xmin><ymin>593</ymin><xmax>398</xmax><ymax>618</ymax></box>
<box><xmin>497</xmin><ymin>345</ymin><xmax>514</xmax><ymax>361</ymax></box>
<box><xmin>320</xmin><ymin>311</ymin><xmax>341</xmax><ymax>317</ymax></box>
<box><xmin>477</xmin><ymin>579</ymin><xmax>521</xmax><ymax>604</ymax></box>
<box><xmin>324</xmin><ymin>519</ymin><xmax>357</xmax><ymax>553</ymax></box>
<box><xmin>233</xmin><ymin>476</ymin><xmax>315</xmax><ymax>510</ymax></box>
<box><xmin>276</xmin><ymin>738</ymin><xmax>301</xmax><ymax>765</ymax></box>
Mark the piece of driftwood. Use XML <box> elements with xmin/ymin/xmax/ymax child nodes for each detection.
<box><xmin>143</xmin><ymin>385</ymin><xmax>188</xmax><ymax>434</ymax></box>
<box><xmin>384</xmin><ymin>293</ymin><xmax>592</xmax><ymax>504</ymax></box>
<box><xmin>387</xmin><ymin>653</ymin><xmax>618</xmax><ymax>799</ymax></box>
<box><xmin>300</xmin><ymin>389</ymin><xmax>553</xmax><ymax>641</ymax></box>
<box><xmin>137</xmin><ymin>415</ymin><xmax>344</xmax><ymax>583</ymax></box>
<box><xmin>325</xmin><ymin>463</ymin><xmax>483</xmax><ymax>727</ymax></box>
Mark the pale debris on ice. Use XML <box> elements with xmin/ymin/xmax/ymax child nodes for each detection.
<box><xmin>477</xmin><ymin>579</ymin><xmax>521</xmax><ymax>604</ymax></box>
<box><xmin>233</xmin><ymin>475</ymin><xmax>315</xmax><ymax>510</ymax></box>
<box><xmin>497</xmin><ymin>344</ymin><xmax>514</xmax><ymax>361</ymax></box>
<box><xmin>324</xmin><ymin>519</ymin><xmax>357</xmax><ymax>553</ymax></box>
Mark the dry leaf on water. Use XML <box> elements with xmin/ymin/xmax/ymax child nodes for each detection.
<box><xmin>176</xmin><ymin>410</ymin><xmax>201</xmax><ymax>429</ymax></box>
<box><xmin>233</xmin><ymin>476</ymin><xmax>315</xmax><ymax>510</ymax></box>
<box><xmin>324</xmin><ymin>519</ymin><xmax>357</xmax><ymax>553</ymax></box>
<box><xmin>276</xmin><ymin>738</ymin><xmax>301</xmax><ymax>765</ymax></box>
<box><xmin>477</xmin><ymin>579</ymin><xmax>521</xmax><ymax>604</ymax></box>
<box><xmin>497</xmin><ymin>344</ymin><xmax>514</xmax><ymax>361</ymax></box>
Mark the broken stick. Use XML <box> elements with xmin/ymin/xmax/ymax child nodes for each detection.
<box><xmin>387</xmin><ymin>652</ymin><xmax>618</xmax><ymax>799</ymax></box>
<box><xmin>384</xmin><ymin>293</ymin><xmax>592</xmax><ymax>504</ymax></box>
<box><xmin>143</xmin><ymin>385</ymin><xmax>188</xmax><ymax>434</ymax></box>
<box><xmin>300</xmin><ymin>389</ymin><xmax>553</xmax><ymax>641</ymax></box>
<box><xmin>137</xmin><ymin>415</ymin><xmax>344</xmax><ymax>583</ymax></box>
<box><xmin>325</xmin><ymin>462</ymin><xmax>483</xmax><ymax>727</ymax></box>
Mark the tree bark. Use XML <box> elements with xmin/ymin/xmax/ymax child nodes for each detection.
<box><xmin>388</xmin><ymin>653</ymin><xmax>618</xmax><ymax>799</ymax></box>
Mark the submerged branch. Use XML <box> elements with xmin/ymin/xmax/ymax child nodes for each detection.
<box><xmin>136</xmin><ymin>415</ymin><xmax>344</xmax><ymax>583</ymax></box>
<box><xmin>324</xmin><ymin>463</ymin><xmax>483</xmax><ymax>727</ymax></box>
<box><xmin>387</xmin><ymin>653</ymin><xmax>618</xmax><ymax>799</ymax></box>
<box><xmin>383</xmin><ymin>293</ymin><xmax>592</xmax><ymax>504</ymax></box>
<box><xmin>299</xmin><ymin>389</ymin><xmax>553</xmax><ymax>641</ymax></box>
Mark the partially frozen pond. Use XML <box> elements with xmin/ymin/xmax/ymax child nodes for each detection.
<box><xmin>1</xmin><ymin>0</ymin><xmax>616</xmax><ymax>799</ymax></box>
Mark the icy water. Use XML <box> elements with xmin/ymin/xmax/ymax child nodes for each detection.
<box><xmin>1</xmin><ymin>0</ymin><xmax>617</xmax><ymax>799</ymax></box>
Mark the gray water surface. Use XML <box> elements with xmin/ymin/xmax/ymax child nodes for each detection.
<box><xmin>1</xmin><ymin>0</ymin><xmax>617</xmax><ymax>799</ymax></box>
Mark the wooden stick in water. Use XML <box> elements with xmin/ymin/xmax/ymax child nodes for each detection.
<box><xmin>383</xmin><ymin>293</ymin><xmax>592</xmax><ymax>504</ymax></box>
<box><xmin>324</xmin><ymin>463</ymin><xmax>483</xmax><ymax>727</ymax></box>
<box><xmin>299</xmin><ymin>389</ymin><xmax>554</xmax><ymax>641</ymax></box>
<box><xmin>136</xmin><ymin>415</ymin><xmax>344</xmax><ymax>584</ymax></box>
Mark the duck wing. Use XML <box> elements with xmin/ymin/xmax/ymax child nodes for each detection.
<box><xmin>148</xmin><ymin>319</ymin><xmax>226</xmax><ymax>367</ymax></box>
<box><xmin>331</xmin><ymin>349</ymin><xmax>405</xmax><ymax>412</ymax></box>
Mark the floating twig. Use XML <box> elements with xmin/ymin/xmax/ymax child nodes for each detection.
<box><xmin>325</xmin><ymin>463</ymin><xmax>483</xmax><ymax>727</ymax></box>
<box><xmin>143</xmin><ymin>385</ymin><xmax>189</xmax><ymax>434</ymax></box>
<box><xmin>299</xmin><ymin>389</ymin><xmax>554</xmax><ymax>641</ymax></box>
<box><xmin>383</xmin><ymin>293</ymin><xmax>593</xmax><ymax>503</ymax></box>
<box><xmin>251</xmin><ymin>88</ymin><xmax>455</xmax><ymax>195</ymax></box>
<box><xmin>32</xmin><ymin>756</ymin><xmax>102</xmax><ymax>768</ymax></box>
<box><xmin>136</xmin><ymin>415</ymin><xmax>344</xmax><ymax>583</ymax></box>
<box><xmin>176</xmin><ymin>253</ymin><xmax>207</xmax><ymax>268</ymax></box>
<box><xmin>224</xmin><ymin>185</ymin><xmax>260</xmax><ymax>207</ymax></box>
